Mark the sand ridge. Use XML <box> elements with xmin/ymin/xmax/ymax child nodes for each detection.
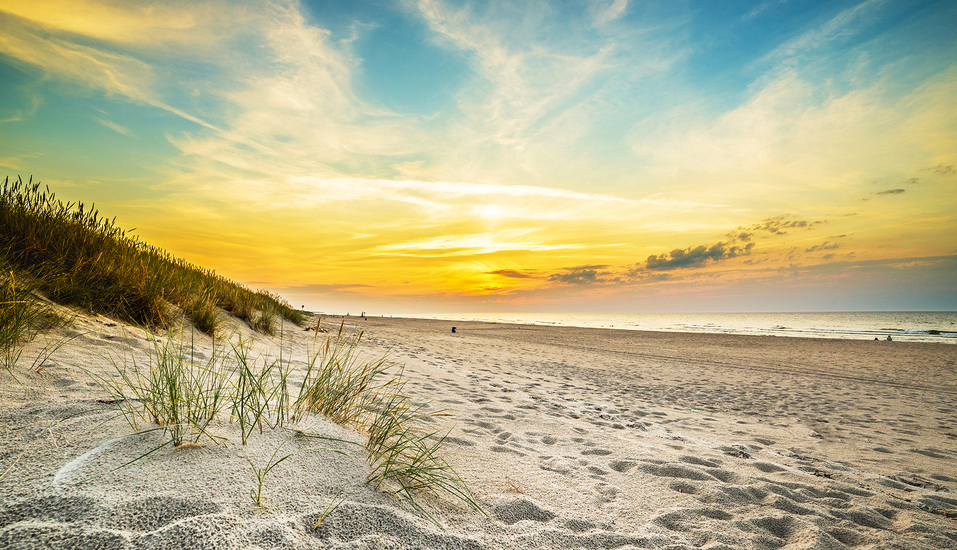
<box><xmin>0</xmin><ymin>312</ymin><xmax>955</xmax><ymax>548</ymax></box>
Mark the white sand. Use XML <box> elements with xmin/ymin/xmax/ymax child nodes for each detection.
<box><xmin>1</xmin><ymin>310</ymin><xmax>955</xmax><ymax>549</ymax></box>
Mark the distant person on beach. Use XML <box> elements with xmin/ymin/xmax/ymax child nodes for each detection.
<box><xmin>886</xmin><ymin>335</ymin><xmax>893</xmax><ymax>341</ymax></box>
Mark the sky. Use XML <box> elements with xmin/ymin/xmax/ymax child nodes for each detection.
<box><xmin>1</xmin><ymin>0</ymin><xmax>955</xmax><ymax>314</ymax></box>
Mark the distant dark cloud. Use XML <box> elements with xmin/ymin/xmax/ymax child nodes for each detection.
<box><xmin>921</xmin><ymin>163</ymin><xmax>955</xmax><ymax>176</ymax></box>
<box><xmin>749</xmin><ymin>216</ymin><xmax>808</xmax><ymax>234</ymax></box>
<box><xmin>726</xmin><ymin>230</ymin><xmax>753</xmax><ymax>242</ymax></box>
<box><xmin>645</xmin><ymin>241</ymin><xmax>754</xmax><ymax>271</ymax></box>
<box><xmin>903</xmin><ymin>177</ymin><xmax>919</xmax><ymax>185</ymax></box>
<box><xmin>547</xmin><ymin>265</ymin><xmax>613</xmax><ymax>285</ymax></box>
<box><xmin>805</xmin><ymin>241</ymin><xmax>840</xmax><ymax>253</ymax></box>
<box><xmin>549</xmin><ymin>269</ymin><xmax>599</xmax><ymax>284</ymax></box>
<box><xmin>489</xmin><ymin>269</ymin><xmax>536</xmax><ymax>279</ymax></box>
<box><xmin>876</xmin><ymin>188</ymin><xmax>905</xmax><ymax>195</ymax></box>
<box><xmin>728</xmin><ymin>215</ymin><xmax>818</xmax><ymax>241</ymax></box>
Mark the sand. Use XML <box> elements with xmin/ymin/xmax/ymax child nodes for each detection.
<box><xmin>1</xmin><ymin>311</ymin><xmax>955</xmax><ymax>549</ymax></box>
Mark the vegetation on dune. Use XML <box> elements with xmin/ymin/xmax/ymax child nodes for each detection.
<box><xmin>0</xmin><ymin>268</ymin><xmax>68</xmax><ymax>369</ymax></box>
<box><xmin>0</xmin><ymin>175</ymin><xmax>305</xmax><ymax>339</ymax></box>
<box><xmin>1</xmin><ymin>175</ymin><xmax>479</xmax><ymax>522</ymax></box>
<box><xmin>92</xmin><ymin>323</ymin><xmax>481</xmax><ymax>520</ymax></box>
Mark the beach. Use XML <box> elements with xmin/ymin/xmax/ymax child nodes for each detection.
<box><xmin>1</xmin><ymin>312</ymin><xmax>956</xmax><ymax>549</ymax></box>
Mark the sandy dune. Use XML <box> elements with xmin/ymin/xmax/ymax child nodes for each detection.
<box><xmin>1</xmin><ymin>312</ymin><xmax>955</xmax><ymax>549</ymax></box>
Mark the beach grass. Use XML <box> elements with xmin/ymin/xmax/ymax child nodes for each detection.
<box><xmin>0</xmin><ymin>175</ymin><xmax>306</xmax><ymax>337</ymax></box>
<box><xmin>92</xmin><ymin>322</ymin><xmax>480</xmax><ymax>518</ymax></box>
<box><xmin>292</xmin><ymin>323</ymin><xmax>393</xmax><ymax>425</ymax></box>
<box><xmin>97</xmin><ymin>334</ymin><xmax>230</xmax><ymax>447</ymax></box>
<box><xmin>365</xmin><ymin>387</ymin><xmax>480</xmax><ymax>519</ymax></box>
<box><xmin>0</xmin><ymin>174</ymin><xmax>479</xmax><ymax>518</ymax></box>
<box><xmin>0</xmin><ymin>268</ymin><xmax>68</xmax><ymax>369</ymax></box>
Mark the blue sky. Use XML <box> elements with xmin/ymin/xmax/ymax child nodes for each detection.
<box><xmin>1</xmin><ymin>0</ymin><xmax>955</xmax><ymax>313</ymax></box>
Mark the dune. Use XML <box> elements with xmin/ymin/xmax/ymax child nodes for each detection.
<box><xmin>1</xmin><ymin>310</ymin><xmax>956</xmax><ymax>549</ymax></box>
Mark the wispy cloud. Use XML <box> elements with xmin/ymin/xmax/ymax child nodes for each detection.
<box><xmin>413</xmin><ymin>0</ymin><xmax>676</xmax><ymax>184</ymax></box>
<box><xmin>922</xmin><ymin>164</ymin><xmax>955</xmax><ymax>176</ymax></box>
<box><xmin>759</xmin><ymin>0</ymin><xmax>888</xmax><ymax>66</ymax></box>
<box><xmin>489</xmin><ymin>269</ymin><xmax>538</xmax><ymax>279</ymax></box>
<box><xmin>548</xmin><ymin>265</ymin><xmax>616</xmax><ymax>285</ymax></box>
<box><xmin>97</xmin><ymin>119</ymin><xmax>132</xmax><ymax>136</ymax></box>
<box><xmin>742</xmin><ymin>0</ymin><xmax>788</xmax><ymax>22</ymax></box>
<box><xmin>592</xmin><ymin>0</ymin><xmax>628</xmax><ymax>26</ymax></box>
<box><xmin>371</xmin><ymin>230</ymin><xmax>589</xmax><ymax>257</ymax></box>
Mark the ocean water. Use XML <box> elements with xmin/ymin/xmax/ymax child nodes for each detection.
<box><xmin>408</xmin><ymin>312</ymin><xmax>957</xmax><ymax>344</ymax></box>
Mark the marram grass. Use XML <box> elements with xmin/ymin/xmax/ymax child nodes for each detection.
<box><xmin>0</xmin><ymin>175</ymin><xmax>306</xmax><ymax>338</ymax></box>
<box><xmin>0</xmin><ymin>268</ymin><xmax>69</xmax><ymax>370</ymax></box>
<box><xmin>92</xmin><ymin>322</ymin><xmax>482</xmax><ymax>520</ymax></box>
<box><xmin>1</xmin><ymin>174</ymin><xmax>480</xmax><ymax>519</ymax></box>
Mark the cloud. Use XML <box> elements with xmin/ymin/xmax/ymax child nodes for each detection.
<box><xmin>0</xmin><ymin>8</ymin><xmax>220</xmax><ymax>130</ymax></box>
<box><xmin>547</xmin><ymin>265</ymin><xmax>613</xmax><ymax>285</ymax></box>
<box><xmin>489</xmin><ymin>269</ymin><xmax>537</xmax><ymax>279</ymax></box>
<box><xmin>759</xmin><ymin>0</ymin><xmax>888</xmax><ymax>66</ymax></box>
<box><xmin>371</xmin><ymin>230</ymin><xmax>588</xmax><ymax>257</ymax></box>
<box><xmin>922</xmin><ymin>164</ymin><xmax>955</xmax><ymax>176</ymax></box>
<box><xmin>805</xmin><ymin>241</ymin><xmax>840</xmax><ymax>253</ymax></box>
<box><xmin>412</xmin><ymin>0</ymin><xmax>678</xmax><ymax>185</ymax></box>
<box><xmin>728</xmin><ymin>216</ymin><xmax>817</xmax><ymax>241</ymax></box>
<box><xmin>645</xmin><ymin>241</ymin><xmax>754</xmax><ymax>271</ymax></box>
<box><xmin>97</xmin><ymin>119</ymin><xmax>132</xmax><ymax>136</ymax></box>
<box><xmin>875</xmin><ymin>188</ymin><xmax>905</xmax><ymax>195</ymax></box>
<box><xmin>593</xmin><ymin>0</ymin><xmax>628</xmax><ymax>26</ymax></box>
<box><xmin>742</xmin><ymin>0</ymin><xmax>788</xmax><ymax>22</ymax></box>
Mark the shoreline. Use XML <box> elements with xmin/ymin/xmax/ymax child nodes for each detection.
<box><xmin>323</xmin><ymin>312</ymin><xmax>957</xmax><ymax>344</ymax></box>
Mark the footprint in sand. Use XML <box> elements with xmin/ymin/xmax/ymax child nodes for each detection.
<box><xmin>580</xmin><ymin>448</ymin><xmax>613</xmax><ymax>456</ymax></box>
<box><xmin>491</xmin><ymin>498</ymin><xmax>555</xmax><ymax>525</ymax></box>
<box><xmin>679</xmin><ymin>455</ymin><xmax>722</xmax><ymax>468</ymax></box>
<box><xmin>608</xmin><ymin>459</ymin><xmax>637</xmax><ymax>473</ymax></box>
<box><xmin>539</xmin><ymin>456</ymin><xmax>575</xmax><ymax>475</ymax></box>
<box><xmin>490</xmin><ymin>445</ymin><xmax>524</xmax><ymax>456</ymax></box>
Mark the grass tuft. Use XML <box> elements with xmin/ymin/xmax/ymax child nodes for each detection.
<box><xmin>95</xmin><ymin>335</ymin><xmax>229</xmax><ymax>447</ymax></box>
<box><xmin>92</xmin><ymin>323</ymin><xmax>480</xmax><ymax>520</ymax></box>
<box><xmin>293</xmin><ymin>323</ymin><xmax>391</xmax><ymax>425</ymax></box>
<box><xmin>183</xmin><ymin>291</ymin><xmax>220</xmax><ymax>336</ymax></box>
<box><xmin>294</xmin><ymin>322</ymin><xmax>482</xmax><ymax>518</ymax></box>
<box><xmin>365</xmin><ymin>389</ymin><xmax>480</xmax><ymax>519</ymax></box>
<box><xmin>1</xmin><ymin>269</ymin><xmax>68</xmax><ymax>369</ymax></box>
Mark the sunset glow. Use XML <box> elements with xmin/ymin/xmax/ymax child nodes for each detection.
<box><xmin>1</xmin><ymin>0</ymin><xmax>955</xmax><ymax>313</ymax></box>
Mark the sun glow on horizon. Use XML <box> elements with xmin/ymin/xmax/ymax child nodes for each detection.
<box><xmin>1</xmin><ymin>0</ymin><xmax>955</xmax><ymax>312</ymax></box>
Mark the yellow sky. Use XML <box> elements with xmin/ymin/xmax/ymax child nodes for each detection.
<box><xmin>1</xmin><ymin>0</ymin><xmax>955</xmax><ymax>312</ymax></box>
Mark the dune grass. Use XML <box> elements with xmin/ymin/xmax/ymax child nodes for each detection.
<box><xmin>93</xmin><ymin>322</ymin><xmax>481</xmax><ymax>520</ymax></box>
<box><xmin>293</xmin><ymin>323</ymin><xmax>393</xmax><ymax>424</ymax></box>
<box><xmin>97</xmin><ymin>335</ymin><xmax>230</xmax><ymax>447</ymax></box>
<box><xmin>364</xmin><ymin>389</ymin><xmax>476</xmax><ymax>518</ymax></box>
<box><xmin>0</xmin><ymin>175</ymin><xmax>305</xmax><ymax>337</ymax></box>
<box><xmin>0</xmin><ymin>268</ymin><xmax>68</xmax><ymax>370</ymax></box>
<box><xmin>0</xmin><ymin>175</ymin><xmax>478</xmax><ymax>519</ymax></box>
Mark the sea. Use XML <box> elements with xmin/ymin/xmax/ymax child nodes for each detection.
<box><xmin>404</xmin><ymin>312</ymin><xmax>957</xmax><ymax>344</ymax></box>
